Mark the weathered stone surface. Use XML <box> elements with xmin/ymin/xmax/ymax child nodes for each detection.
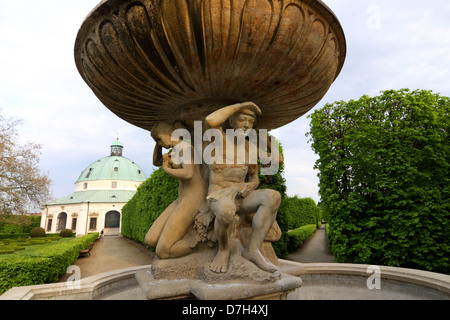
<box><xmin>146</xmin><ymin>103</ymin><xmax>284</xmax><ymax>277</ymax></box>
<box><xmin>189</xmin><ymin>274</ymin><xmax>302</xmax><ymax>300</ymax></box>
<box><xmin>151</xmin><ymin>239</ymin><xmax>281</xmax><ymax>284</ymax></box>
<box><xmin>74</xmin><ymin>0</ymin><xmax>346</xmax><ymax>131</ymax></box>
<box><xmin>136</xmin><ymin>266</ymin><xmax>302</xmax><ymax>300</ymax></box>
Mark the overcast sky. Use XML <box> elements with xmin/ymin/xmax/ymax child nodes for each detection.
<box><xmin>1</xmin><ymin>0</ymin><xmax>449</xmax><ymax>208</ymax></box>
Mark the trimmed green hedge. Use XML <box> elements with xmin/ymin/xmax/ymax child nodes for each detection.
<box><xmin>0</xmin><ymin>232</ymin><xmax>98</xmax><ymax>295</ymax></box>
<box><xmin>274</xmin><ymin>197</ymin><xmax>322</xmax><ymax>258</ymax></box>
<box><xmin>308</xmin><ymin>89</ymin><xmax>450</xmax><ymax>274</ymax></box>
<box><xmin>30</xmin><ymin>227</ymin><xmax>46</xmax><ymax>238</ymax></box>
<box><xmin>121</xmin><ymin>168</ymin><xmax>179</xmax><ymax>244</ymax></box>
<box><xmin>287</xmin><ymin>224</ymin><xmax>317</xmax><ymax>252</ymax></box>
<box><xmin>284</xmin><ymin>196</ymin><xmax>322</xmax><ymax>230</ymax></box>
<box><xmin>59</xmin><ymin>229</ymin><xmax>75</xmax><ymax>238</ymax></box>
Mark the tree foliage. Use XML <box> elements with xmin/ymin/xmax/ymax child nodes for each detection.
<box><xmin>0</xmin><ymin>214</ymin><xmax>41</xmax><ymax>236</ymax></box>
<box><xmin>0</xmin><ymin>114</ymin><xmax>52</xmax><ymax>214</ymax></box>
<box><xmin>307</xmin><ymin>89</ymin><xmax>449</xmax><ymax>274</ymax></box>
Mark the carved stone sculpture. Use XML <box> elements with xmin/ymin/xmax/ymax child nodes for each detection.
<box><xmin>74</xmin><ymin>0</ymin><xmax>346</xmax><ymax>299</ymax></box>
<box><xmin>203</xmin><ymin>102</ymin><xmax>280</xmax><ymax>274</ymax></box>
<box><xmin>146</xmin><ymin>102</ymin><xmax>284</xmax><ymax>282</ymax></box>
<box><xmin>145</xmin><ymin>121</ymin><xmax>207</xmax><ymax>260</ymax></box>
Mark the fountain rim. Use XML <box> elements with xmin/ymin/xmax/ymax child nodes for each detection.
<box><xmin>1</xmin><ymin>261</ymin><xmax>449</xmax><ymax>300</ymax></box>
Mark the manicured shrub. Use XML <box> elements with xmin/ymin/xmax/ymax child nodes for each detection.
<box><xmin>287</xmin><ymin>224</ymin><xmax>317</xmax><ymax>252</ymax></box>
<box><xmin>59</xmin><ymin>229</ymin><xmax>74</xmax><ymax>238</ymax></box>
<box><xmin>0</xmin><ymin>238</ymin><xmax>51</xmax><ymax>253</ymax></box>
<box><xmin>0</xmin><ymin>243</ymin><xmax>27</xmax><ymax>253</ymax></box>
<box><xmin>30</xmin><ymin>227</ymin><xmax>46</xmax><ymax>238</ymax></box>
<box><xmin>308</xmin><ymin>89</ymin><xmax>450</xmax><ymax>274</ymax></box>
<box><xmin>28</xmin><ymin>238</ymin><xmax>51</xmax><ymax>244</ymax></box>
<box><xmin>0</xmin><ymin>249</ymin><xmax>15</xmax><ymax>255</ymax></box>
<box><xmin>48</xmin><ymin>236</ymin><xmax>62</xmax><ymax>241</ymax></box>
<box><xmin>0</xmin><ymin>233</ymin><xmax>29</xmax><ymax>239</ymax></box>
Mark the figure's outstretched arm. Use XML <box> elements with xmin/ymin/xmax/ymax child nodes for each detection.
<box><xmin>205</xmin><ymin>102</ymin><xmax>262</xmax><ymax>128</ymax></box>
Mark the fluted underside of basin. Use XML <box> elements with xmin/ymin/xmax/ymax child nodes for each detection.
<box><xmin>75</xmin><ymin>0</ymin><xmax>346</xmax><ymax>130</ymax></box>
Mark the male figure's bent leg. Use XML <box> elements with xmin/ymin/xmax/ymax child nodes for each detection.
<box><xmin>239</xmin><ymin>189</ymin><xmax>281</xmax><ymax>272</ymax></box>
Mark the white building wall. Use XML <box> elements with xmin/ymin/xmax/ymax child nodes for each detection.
<box><xmin>74</xmin><ymin>180</ymin><xmax>142</xmax><ymax>192</ymax></box>
<box><xmin>41</xmin><ymin>202</ymin><xmax>126</xmax><ymax>236</ymax></box>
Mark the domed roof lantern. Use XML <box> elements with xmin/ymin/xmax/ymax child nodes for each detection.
<box><xmin>111</xmin><ymin>137</ymin><xmax>123</xmax><ymax>157</ymax></box>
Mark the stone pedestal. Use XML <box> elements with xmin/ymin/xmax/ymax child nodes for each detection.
<box><xmin>135</xmin><ymin>269</ymin><xmax>301</xmax><ymax>300</ymax></box>
<box><xmin>150</xmin><ymin>239</ymin><xmax>282</xmax><ymax>283</ymax></box>
<box><xmin>136</xmin><ymin>239</ymin><xmax>302</xmax><ymax>300</ymax></box>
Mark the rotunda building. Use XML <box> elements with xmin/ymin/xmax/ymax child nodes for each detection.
<box><xmin>41</xmin><ymin>139</ymin><xmax>146</xmax><ymax>236</ymax></box>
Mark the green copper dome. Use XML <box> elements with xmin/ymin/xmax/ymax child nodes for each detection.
<box><xmin>75</xmin><ymin>140</ymin><xmax>146</xmax><ymax>183</ymax></box>
<box><xmin>111</xmin><ymin>139</ymin><xmax>123</xmax><ymax>147</ymax></box>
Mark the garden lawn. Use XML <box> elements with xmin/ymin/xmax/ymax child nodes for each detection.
<box><xmin>0</xmin><ymin>237</ymin><xmax>69</xmax><ymax>257</ymax></box>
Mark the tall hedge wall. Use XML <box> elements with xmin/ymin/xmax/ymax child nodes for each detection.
<box><xmin>283</xmin><ymin>196</ymin><xmax>322</xmax><ymax>230</ymax></box>
<box><xmin>274</xmin><ymin>196</ymin><xmax>322</xmax><ymax>258</ymax></box>
<box><xmin>121</xmin><ymin>168</ymin><xmax>179</xmax><ymax>244</ymax></box>
<box><xmin>307</xmin><ymin>89</ymin><xmax>449</xmax><ymax>274</ymax></box>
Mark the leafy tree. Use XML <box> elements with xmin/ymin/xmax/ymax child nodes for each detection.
<box><xmin>0</xmin><ymin>114</ymin><xmax>52</xmax><ymax>214</ymax></box>
<box><xmin>307</xmin><ymin>89</ymin><xmax>449</xmax><ymax>274</ymax></box>
<box><xmin>0</xmin><ymin>214</ymin><xmax>41</xmax><ymax>235</ymax></box>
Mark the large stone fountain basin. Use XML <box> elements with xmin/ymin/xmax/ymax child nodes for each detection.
<box><xmin>2</xmin><ymin>261</ymin><xmax>449</xmax><ymax>300</ymax></box>
<box><xmin>74</xmin><ymin>0</ymin><xmax>346</xmax><ymax>131</ymax></box>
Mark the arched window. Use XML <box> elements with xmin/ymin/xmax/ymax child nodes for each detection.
<box><xmin>57</xmin><ymin>212</ymin><xmax>67</xmax><ymax>231</ymax></box>
<box><xmin>105</xmin><ymin>210</ymin><xmax>120</xmax><ymax>228</ymax></box>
